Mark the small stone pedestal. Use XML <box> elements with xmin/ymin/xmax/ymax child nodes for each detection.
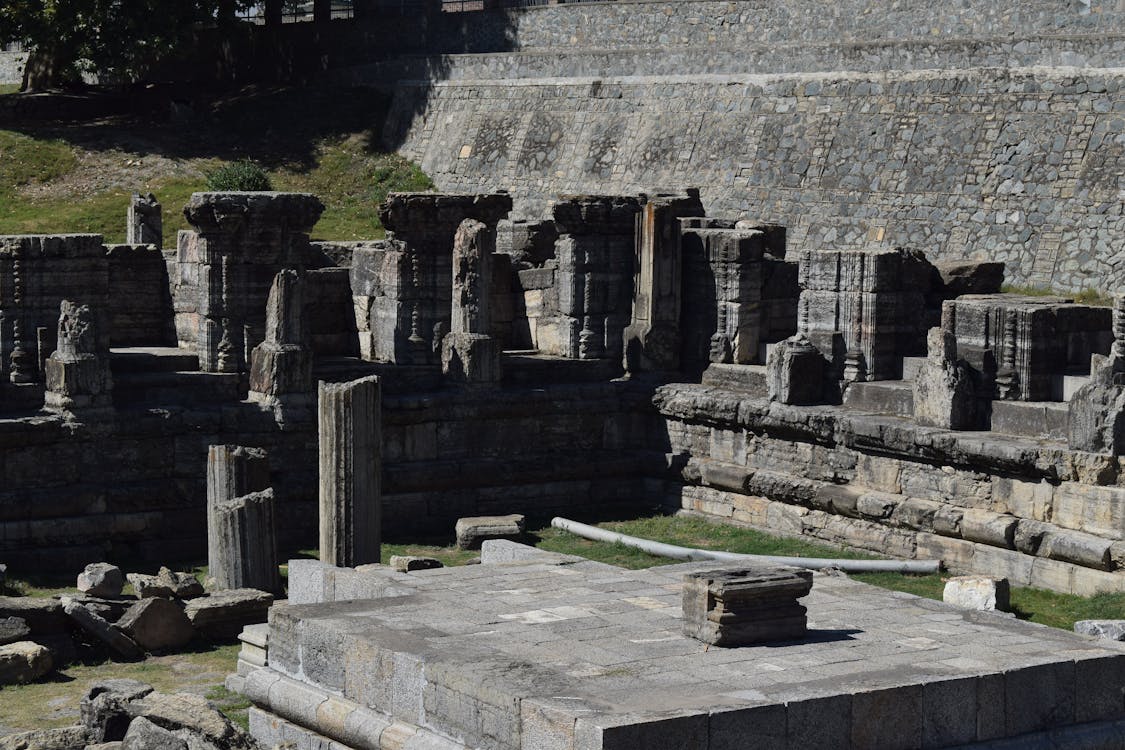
<box><xmin>682</xmin><ymin>565</ymin><xmax>813</xmax><ymax>646</ymax></box>
<box><xmin>43</xmin><ymin>300</ymin><xmax>112</xmax><ymax>415</ymax></box>
<box><xmin>766</xmin><ymin>335</ymin><xmax>825</xmax><ymax>405</ymax></box>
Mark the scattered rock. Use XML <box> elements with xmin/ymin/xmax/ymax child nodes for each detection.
<box><xmin>115</xmin><ymin>598</ymin><xmax>195</xmax><ymax>652</ymax></box>
<box><xmin>0</xmin><ymin>597</ymin><xmax>74</xmax><ymax>662</ymax></box>
<box><xmin>77</xmin><ymin>564</ymin><xmax>124</xmax><ymax>599</ymax></box>
<box><xmin>120</xmin><ymin>717</ymin><xmax>187</xmax><ymax>750</ymax></box>
<box><xmin>389</xmin><ymin>555</ymin><xmax>443</xmax><ymax>573</ymax></box>
<box><xmin>0</xmin><ymin>725</ymin><xmax>87</xmax><ymax>750</ymax></box>
<box><xmin>126</xmin><ymin>568</ymin><xmax>204</xmax><ymax>600</ymax></box>
<box><xmin>63</xmin><ymin>602</ymin><xmax>143</xmax><ymax>660</ymax></box>
<box><xmin>0</xmin><ymin>640</ymin><xmax>53</xmax><ymax>684</ymax></box>
<box><xmin>943</xmin><ymin>575</ymin><xmax>1010</xmax><ymax>611</ymax></box>
<box><xmin>455</xmin><ymin>514</ymin><xmax>526</xmax><ymax>550</ymax></box>
<box><xmin>183</xmin><ymin>589</ymin><xmax>273</xmax><ymax>641</ymax></box>
<box><xmin>0</xmin><ymin>616</ymin><xmax>30</xmax><ymax>646</ymax></box>
<box><xmin>85</xmin><ymin>744</ymin><xmax>124</xmax><ymax>750</ymax></box>
<box><xmin>81</xmin><ymin>679</ymin><xmax>154</xmax><ymax>743</ymax></box>
<box><xmin>130</xmin><ymin>691</ymin><xmax>252</xmax><ymax>749</ymax></box>
<box><xmin>57</xmin><ymin>595</ymin><xmax>135</xmax><ymax>624</ymax></box>
<box><xmin>1074</xmin><ymin>620</ymin><xmax>1125</xmax><ymax>641</ymax></box>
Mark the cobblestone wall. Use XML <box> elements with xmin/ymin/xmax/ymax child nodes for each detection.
<box><xmin>389</xmin><ymin>67</ymin><xmax>1125</xmax><ymax>291</ymax></box>
<box><xmin>0</xmin><ymin>50</ymin><xmax>25</xmax><ymax>85</ymax></box>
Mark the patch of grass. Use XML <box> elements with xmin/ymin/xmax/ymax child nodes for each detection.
<box><xmin>0</xmin><ymin>84</ymin><xmax>20</xmax><ymax>96</ymax></box>
<box><xmin>0</xmin><ymin>130</ymin><xmax>77</xmax><ymax>189</ymax></box>
<box><xmin>0</xmin><ymin>642</ymin><xmax>240</xmax><ymax>732</ymax></box>
<box><xmin>205</xmin><ymin>684</ymin><xmax>252</xmax><ymax>732</ymax></box>
<box><xmin>1001</xmin><ymin>284</ymin><xmax>1112</xmax><ymax>306</ymax></box>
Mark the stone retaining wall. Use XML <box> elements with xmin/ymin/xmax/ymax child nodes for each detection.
<box><xmin>0</xmin><ymin>50</ymin><xmax>25</xmax><ymax>85</ymax></box>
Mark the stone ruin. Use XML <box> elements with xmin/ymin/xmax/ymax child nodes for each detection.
<box><xmin>1</xmin><ymin>186</ymin><xmax>1125</xmax><ymax>745</ymax></box>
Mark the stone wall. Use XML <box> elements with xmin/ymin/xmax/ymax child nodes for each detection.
<box><xmin>0</xmin><ymin>50</ymin><xmax>25</xmax><ymax>85</ymax></box>
<box><xmin>106</xmin><ymin>244</ymin><xmax>176</xmax><ymax>347</ymax></box>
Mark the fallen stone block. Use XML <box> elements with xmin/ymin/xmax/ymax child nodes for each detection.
<box><xmin>120</xmin><ymin>717</ymin><xmax>186</xmax><ymax>750</ymax></box>
<box><xmin>943</xmin><ymin>576</ymin><xmax>1010</xmax><ymax>611</ymax></box>
<box><xmin>0</xmin><ymin>597</ymin><xmax>74</xmax><ymax>662</ymax></box>
<box><xmin>455</xmin><ymin>514</ymin><xmax>526</xmax><ymax>550</ymax></box>
<box><xmin>114</xmin><ymin>598</ymin><xmax>195</xmax><ymax>652</ymax></box>
<box><xmin>0</xmin><ymin>725</ymin><xmax>87</xmax><ymax>750</ymax></box>
<box><xmin>934</xmin><ymin>260</ymin><xmax>1005</xmax><ymax>297</ymax></box>
<box><xmin>0</xmin><ymin>616</ymin><xmax>30</xmax><ymax>646</ymax></box>
<box><xmin>84</xmin><ymin>743</ymin><xmax>123</xmax><ymax>750</ymax></box>
<box><xmin>183</xmin><ymin>589</ymin><xmax>273</xmax><ymax>640</ymax></box>
<box><xmin>129</xmin><ymin>691</ymin><xmax>253</xmax><ymax>749</ymax></box>
<box><xmin>57</xmin><ymin>595</ymin><xmax>135</xmax><ymax>624</ymax></box>
<box><xmin>81</xmin><ymin>679</ymin><xmax>154</xmax><ymax>743</ymax></box>
<box><xmin>1074</xmin><ymin>620</ymin><xmax>1125</xmax><ymax>641</ymax></box>
<box><xmin>682</xmin><ymin>565</ymin><xmax>813</xmax><ymax>646</ymax></box>
<box><xmin>389</xmin><ymin>556</ymin><xmax>443</xmax><ymax>573</ymax></box>
<box><xmin>77</xmin><ymin>563</ymin><xmax>124</xmax><ymax>599</ymax></box>
<box><xmin>63</xmin><ymin>602</ymin><xmax>143</xmax><ymax>660</ymax></box>
<box><xmin>0</xmin><ymin>640</ymin><xmax>53</xmax><ymax>684</ymax></box>
<box><xmin>125</xmin><ymin>568</ymin><xmax>204</xmax><ymax>600</ymax></box>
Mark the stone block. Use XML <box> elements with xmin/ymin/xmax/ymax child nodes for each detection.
<box><xmin>441</xmin><ymin>332</ymin><xmax>501</xmax><ymax>384</ymax></box>
<box><xmin>0</xmin><ymin>616</ymin><xmax>31</xmax><ymax>646</ymax></box>
<box><xmin>389</xmin><ymin>556</ymin><xmax>443</xmax><ymax>573</ymax></box>
<box><xmin>0</xmin><ymin>726</ymin><xmax>88</xmax><ymax>750</ymax></box>
<box><xmin>1074</xmin><ymin>620</ymin><xmax>1125</xmax><ymax>641</ymax></box>
<box><xmin>455</xmin><ymin>514</ymin><xmax>526</xmax><ymax>550</ymax></box>
<box><xmin>943</xmin><ymin>575</ymin><xmax>1010</xmax><ymax>611</ymax></box>
<box><xmin>63</xmin><ymin>602</ymin><xmax>143</xmax><ymax>660</ymax></box>
<box><xmin>126</xmin><ymin>568</ymin><xmax>204</xmax><ymax>600</ymax></box>
<box><xmin>183</xmin><ymin>589</ymin><xmax>274</xmax><ymax>641</ymax></box>
<box><xmin>681</xmin><ymin>565</ymin><xmax>812</xmax><ymax>646</ymax></box>
<box><xmin>851</xmin><ymin>684</ymin><xmax>923</xmax><ymax>749</ymax></box>
<box><xmin>114</xmin><ymin>598</ymin><xmax>195</xmax><ymax>652</ymax></box>
<box><xmin>1004</xmin><ymin>661</ymin><xmax>1076</xmax><ymax>736</ymax></box>
<box><xmin>766</xmin><ymin>335</ymin><xmax>825</xmax><ymax>405</ymax></box>
<box><xmin>921</xmin><ymin>677</ymin><xmax>979</xmax><ymax>747</ymax></box>
<box><xmin>77</xmin><ymin>563</ymin><xmax>124</xmax><ymax>598</ymax></box>
<box><xmin>0</xmin><ymin>640</ymin><xmax>53</xmax><ymax>684</ymax></box>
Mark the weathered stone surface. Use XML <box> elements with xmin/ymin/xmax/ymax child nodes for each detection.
<box><xmin>319</xmin><ymin>376</ymin><xmax>382</xmax><ymax>567</ymax></box>
<box><xmin>125</xmin><ymin>568</ymin><xmax>204</xmax><ymax>601</ymax></box>
<box><xmin>0</xmin><ymin>615</ymin><xmax>30</xmax><ymax>645</ymax></box>
<box><xmin>682</xmin><ymin>565</ymin><xmax>813</xmax><ymax>646</ymax></box>
<box><xmin>0</xmin><ymin>640</ymin><xmax>53</xmax><ymax>684</ymax></box>
<box><xmin>934</xmin><ymin>260</ymin><xmax>1004</xmax><ymax>298</ymax></box>
<box><xmin>767</xmin><ymin>334</ymin><xmax>825</xmax><ymax>405</ymax></box>
<box><xmin>455</xmin><ymin>514</ymin><xmax>526</xmax><ymax>549</ymax></box>
<box><xmin>1069</xmin><ymin>294</ymin><xmax>1125</xmax><ymax>454</ymax></box>
<box><xmin>76</xmin><ymin>563</ymin><xmax>124</xmax><ymax>599</ymax></box>
<box><xmin>129</xmin><ymin>691</ymin><xmax>252</xmax><ymax>749</ymax></box>
<box><xmin>57</xmin><ymin>595</ymin><xmax>135</xmax><ymax>624</ymax></box>
<box><xmin>43</xmin><ymin>301</ymin><xmax>113</xmax><ymax>414</ymax></box>
<box><xmin>120</xmin><ymin>717</ymin><xmax>186</xmax><ymax>750</ymax></box>
<box><xmin>207</xmin><ymin>445</ymin><xmax>279</xmax><ymax>593</ymax></box>
<box><xmin>126</xmin><ymin>193</ymin><xmax>162</xmax><ymax>249</ymax></box>
<box><xmin>389</xmin><ymin>556</ymin><xmax>443</xmax><ymax>573</ymax></box>
<box><xmin>81</xmin><ymin>680</ymin><xmax>154</xmax><ymax>743</ymax></box>
<box><xmin>1074</xmin><ymin>620</ymin><xmax>1125</xmax><ymax>641</ymax></box>
<box><xmin>115</xmin><ymin>598</ymin><xmax>195</xmax><ymax>652</ymax></box>
<box><xmin>913</xmin><ymin>324</ymin><xmax>977</xmax><ymax>430</ymax></box>
<box><xmin>248</xmin><ymin>269</ymin><xmax>313</xmax><ymax>425</ymax></box>
<box><xmin>63</xmin><ymin>602</ymin><xmax>143</xmax><ymax>660</ymax></box>
<box><xmin>943</xmin><ymin>575</ymin><xmax>1010</xmax><ymax>611</ymax></box>
<box><xmin>183</xmin><ymin>589</ymin><xmax>273</xmax><ymax>641</ymax></box>
<box><xmin>0</xmin><ymin>725</ymin><xmax>86</xmax><ymax>750</ymax></box>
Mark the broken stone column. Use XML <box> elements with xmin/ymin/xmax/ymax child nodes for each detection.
<box><xmin>43</xmin><ymin>301</ymin><xmax>113</xmax><ymax>414</ymax></box>
<box><xmin>206</xmin><ymin>445</ymin><xmax>278</xmax><ymax>593</ymax></box>
<box><xmin>552</xmin><ymin>195</ymin><xmax>641</xmax><ymax>360</ymax></box>
<box><xmin>623</xmin><ymin>190</ymin><xmax>704</xmax><ymax>374</ymax></box>
<box><xmin>374</xmin><ymin>193</ymin><xmax>512</xmax><ymax>365</ymax></box>
<box><xmin>206</xmin><ymin>446</ymin><xmax>278</xmax><ymax>593</ymax></box>
<box><xmin>126</xmin><ymin>193</ymin><xmax>162</xmax><ymax>249</ymax></box>
<box><xmin>318</xmin><ymin>375</ymin><xmax>382</xmax><ymax>567</ymax></box>
<box><xmin>797</xmin><ymin>247</ymin><xmax>934</xmax><ymax>384</ymax></box>
<box><xmin>913</xmin><ymin>302</ymin><xmax>978</xmax><ymax>429</ymax></box>
<box><xmin>441</xmin><ymin>219</ymin><xmax>501</xmax><ymax>384</ymax></box>
<box><xmin>183</xmin><ymin>192</ymin><xmax>324</xmax><ymax>373</ymax></box>
<box><xmin>248</xmin><ymin>269</ymin><xmax>313</xmax><ymax>426</ymax></box>
<box><xmin>766</xmin><ymin>334</ymin><xmax>825</xmax><ymax>405</ymax></box>
<box><xmin>682</xmin><ymin>565</ymin><xmax>813</xmax><ymax>646</ymax></box>
<box><xmin>1069</xmin><ymin>294</ymin><xmax>1125</xmax><ymax>454</ymax></box>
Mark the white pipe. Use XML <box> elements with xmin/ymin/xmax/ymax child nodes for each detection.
<box><xmin>550</xmin><ymin>517</ymin><xmax>942</xmax><ymax>574</ymax></box>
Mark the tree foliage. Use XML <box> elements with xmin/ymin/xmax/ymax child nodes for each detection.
<box><xmin>0</xmin><ymin>0</ymin><xmax>249</xmax><ymax>90</ymax></box>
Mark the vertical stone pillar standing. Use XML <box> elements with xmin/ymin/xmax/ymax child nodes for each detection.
<box><xmin>1069</xmin><ymin>294</ymin><xmax>1125</xmax><ymax>454</ymax></box>
<box><xmin>441</xmin><ymin>219</ymin><xmax>502</xmax><ymax>384</ymax></box>
<box><xmin>249</xmin><ymin>269</ymin><xmax>314</xmax><ymax>426</ymax></box>
<box><xmin>552</xmin><ymin>195</ymin><xmax>641</xmax><ymax>361</ymax></box>
<box><xmin>912</xmin><ymin>302</ymin><xmax>978</xmax><ymax>429</ymax></box>
<box><xmin>43</xmin><ymin>300</ymin><xmax>113</xmax><ymax>415</ymax></box>
<box><xmin>623</xmin><ymin>190</ymin><xmax>704</xmax><ymax>375</ymax></box>
<box><xmin>318</xmin><ymin>375</ymin><xmax>382</xmax><ymax>567</ymax></box>
<box><xmin>374</xmin><ymin>193</ymin><xmax>512</xmax><ymax>365</ymax></box>
<box><xmin>207</xmin><ymin>445</ymin><xmax>280</xmax><ymax>593</ymax></box>
<box><xmin>127</xmin><ymin>193</ymin><xmax>163</xmax><ymax>249</ymax></box>
<box><xmin>183</xmin><ymin>192</ymin><xmax>324</xmax><ymax>374</ymax></box>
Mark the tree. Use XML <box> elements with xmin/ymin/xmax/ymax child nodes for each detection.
<box><xmin>0</xmin><ymin>0</ymin><xmax>248</xmax><ymax>91</ymax></box>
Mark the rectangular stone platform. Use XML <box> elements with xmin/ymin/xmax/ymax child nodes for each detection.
<box><xmin>246</xmin><ymin>543</ymin><xmax>1125</xmax><ymax>750</ymax></box>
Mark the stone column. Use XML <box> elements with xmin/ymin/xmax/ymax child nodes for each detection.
<box><xmin>318</xmin><ymin>375</ymin><xmax>382</xmax><ymax>567</ymax></box>
<box><xmin>207</xmin><ymin>445</ymin><xmax>279</xmax><ymax>593</ymax></box>
<box><xmin>375</xmin><ymin>192</ymin><xmax>512</xmax><ymax>365</ymax></box>
<box><xmin>1069</xmin><ymin>294</ymin><xmax>1125</xmax><ymax>454</ymax></box>
<box><xmin>127</xmin><ymin>193</ymin><xmax>162</xmax><ymax>249</ymax></box>
<box><xmin>249</xmin><ymin>269</ymin><xmax>313</xmax><ymax>427</ymax></box>
<box><xmin>441</xmin><ymin>219</ymin><xmax>501</xmax><ymax>384</ymax></box>
<box><xmin>183</xmin><ymin>192</ymin><xmax>324</xmax><ymax>373</ymax></box>
<box><xmin>43</xmin><ymin>300</ymin><xmax>113</xmax><ymax>414</ymax></box>
<box><xmin>623</xmin><ymin>190</ymin><xmax>704</xmax><ymax>375</ymax></box>
<box><xmin>552</xmin><ymin>195</ymin><xmax>641</xmax><ymax>361</ymax></box>
<box><xmin>913</xmin><ymin>302</ymin><xmax>977</xmax><ymax>430</ymax></box>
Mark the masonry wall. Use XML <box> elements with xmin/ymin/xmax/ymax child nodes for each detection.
<box><xmin>0</xmin><ymin>50</ymin><xmax>25</xmax><ymax>85</ymax></box>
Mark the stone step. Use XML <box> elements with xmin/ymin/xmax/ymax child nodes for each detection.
<box><xmin>989</xmin><ymin>400</ymin><xmax>1068</xmax><ymax>441</ymax></box>
<box><xmin>901</xmin><ymin>356</ymin><xmax>926</xmax><ymax>382</ymax></box>
<box><xmin>111</xmin><ymin>371</ymin><xmax>244</xmax><ymax>407</ymax></box>
<box><xmin>842</xmin><ymin>380</ymin><xmax>915</xmax><ymax>417</ymax></box>
<box><xmin>502</xmin><ymin>353</ymin><xmax>621</xmax><ymax>385</ymax></box>
<box><xmin>109</xmin><ymin>347</ymin><xmax>199</xmax><ymax>375</ymax></box>
<box><xmin>700</xmin><ymin>363</ymin><xmax>768</xmax><ymax>395</ymax></box>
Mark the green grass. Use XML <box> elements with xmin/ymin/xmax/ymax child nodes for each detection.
<box><xmin>1002</xmin><ymin>283</ymin><xmax>1112</xmax><ymax>306</ymax></box>
<box><xmin>0</xmin><ymin>84</ymin><xmax>20</xmax><ymax>96</ymax></box>
<box><xmin>0</xmin><ymin>130</ymin><xmax>77</xmax><ymax>188</ymax></box>
<box><xmin>205</xmin><ymin>684</ymin><xmax>252</xmax><ymax>732</ymax></box>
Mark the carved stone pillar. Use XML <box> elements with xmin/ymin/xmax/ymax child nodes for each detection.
<box><xmin>249</xmin><ymin>269</ymin><xmax>313</xmax><ymax>426</ymax></box>
<box><xmin>207</xmin><ymin>445</ymin><xmax>280</xmax><ymax>593</ymax></box>
<box><xmin>442</xmin><ymin>219</ymin><xmax>501</xmax><ymax>384</ymax></box>
<box><xmin>43</xmin><ymin>300</ymin><xmax>113</xmax><ymax>414</ymax></box>
<box><xmin>127</xmin><ymin>193</ymin><xmax>162</xmax><ymax>249</ymax></box>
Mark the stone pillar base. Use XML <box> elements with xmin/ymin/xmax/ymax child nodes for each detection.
<box><xmin>441</xmin><ymin>333</ymin><xmax>502</xmax><ymax>384</ymax></box>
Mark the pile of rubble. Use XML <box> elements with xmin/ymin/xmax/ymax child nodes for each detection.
<box><xmin>0</xmin><ymin>563</ymin><xmax>273</xmax><ymax>685</ymax></box>
<box><xmin>0</xmin><ymin>679</ymin><xmax>259</xmax><ymax>750</ymax></box>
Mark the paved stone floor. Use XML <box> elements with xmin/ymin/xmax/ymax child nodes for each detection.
<box><xmin>253</xmin><ymin>547</ymin><xmax>1125</xmax><ymax>749</ymax></box>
